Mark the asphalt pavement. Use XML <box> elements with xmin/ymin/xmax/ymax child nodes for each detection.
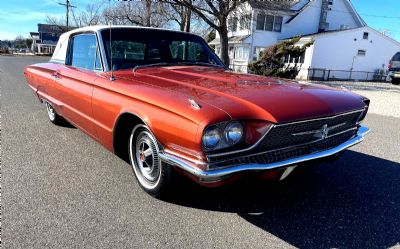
<box><xmin>1</xmin><ymin>55</ymin><xmax>400</xmax><ymax>249</ymax></box>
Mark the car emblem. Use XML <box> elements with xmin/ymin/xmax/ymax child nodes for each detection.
<box><xmin>291</xmin><ymin>122</ymin><xmax>346</xmax><ymax>139</ymax></box>
<box><xmin>317</xmin><ymin>124</ymin><xmax>329</xmax><ymax>139</ymax></box>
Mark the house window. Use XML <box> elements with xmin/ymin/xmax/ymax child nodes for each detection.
<box><xmin>253</xmin><ymin>47</ymin><xmax>265</xmax><ymax>60</ymax></box>
<box><xmin>357</xmin><ymin>49</ymin><xmax>366</xmax><ymax>56</ymax></box>
<box><xmin>256</xmin><ymin>13</ymin><xmax>283</xmax><ymax>32</ymax></box>
<box><xmin>274</xmin><ymin>16</ymin><xmax>283</xmax><ymax>32</ymax></box>
<box><xmin>328</xmin><ymin>0</ymin><xmax>333</xmax><ymax>5</ymax></box>
<box><xmin>235</xmin><ymin>46</ymin><xmax>249</xmax><ymax>60</ymax></box>
<box><xmin>229</xmin><ymin>17</ymin><xmax>238</xmax><ymax>32</ymax></box>
<box><xmin>284</xmin><ymin>52</ymin><xmax>305</xmax><ymax>64</ymax></box>
<box><xmin>216</xmin><ymin>47</ymin><xmax>221</xmax><ymax>56</ymax></box>
<box><xmin>264</xmin><ymin>15</ymin><xmax>274</xmax><ymax>31</ymax></box>
<box><xmin>363</xmin><ymin>32</ymin><xmax>369</xmax><ymax>40</ymax></box>
<box><xmin>256</xmin><ymin>14</ymin><xmax>265</xmax><ymax>30</ymax></box>
<box><xmin>240</xmin><ymin>15</ymin><xmax>251</xmax><ymax>30</ymax></box>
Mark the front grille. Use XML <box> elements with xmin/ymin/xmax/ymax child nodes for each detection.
<box><xmin>257</xmin><ymin>110</ymin><xmax>362</xmax><ymax>151</ymax></box>
<box><xmin>207</xmin><ymin>110</ymin><xmax>363</xmax><ymax>169</ymax></box>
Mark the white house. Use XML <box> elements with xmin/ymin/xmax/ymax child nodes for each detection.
<box><xmin>209</xmin><ymin>0</ymin><xmax>400</xmax><ymax>81</ymax></box>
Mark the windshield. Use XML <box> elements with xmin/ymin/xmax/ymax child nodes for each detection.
<box><xmin>101</xmin><ymin>28</ymin><xmax>224</xmax><ymax>70</ymax></box>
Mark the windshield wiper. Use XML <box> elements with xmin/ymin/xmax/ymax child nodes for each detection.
<box><xmin>175</xmin><ymin>61</ymin><xmax>225</xmax><ymax>68</ymax></box>
<box><xmin>133</xmin><ymin>62</ymin><xmax>178</xmax><ymax>72</ymax></box>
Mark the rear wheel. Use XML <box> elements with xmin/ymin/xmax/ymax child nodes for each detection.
<box><xmin>129</xmin><ymin>125</ymin><xmax>172</xmax><ymax>198</ymax></box>
<box><xmin>45</xmin><ymin>101</ymin><xmax>64</xmax><ymax>125</ymax></box>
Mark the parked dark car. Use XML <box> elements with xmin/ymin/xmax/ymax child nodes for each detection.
<box><xmin>389</xmin><ymin>52</ymin><xmax>400</xmax><ymax>85</ymax></box>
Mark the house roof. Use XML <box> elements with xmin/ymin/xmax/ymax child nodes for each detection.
<box><xmin>279</xmin><ymin>28</ymin><xmax>361</xmax><ymax>40</ymax></box>
<box><xmin>209</xmin><ymin>35</ymin><xmax>251</xmax><ymax>45</ymax></box>
<box><xmin>248</xmin><ymin>0</ymin><xmax>301</xmax><ymax>11</ymax></box>
<box><xmin>286</xmin><ymin>1</ymin><xmax>313</xmax><ymax>24</ymax></box>
<box><xmin>280</xmin><ymin>26</ymin><xmax>400</xmax><ymax>46</ymax></box>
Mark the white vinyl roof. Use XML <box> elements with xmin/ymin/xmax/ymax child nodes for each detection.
<box><xmin>50</xmin><ymin>25</ymin><xmax>193</xmax><ymax>64</ymax></box>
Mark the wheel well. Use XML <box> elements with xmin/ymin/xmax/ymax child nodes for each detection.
<box><xmin>113</xmin><ymin>113</ymin><xmax>145</xmax><ymax>162</ymax></box>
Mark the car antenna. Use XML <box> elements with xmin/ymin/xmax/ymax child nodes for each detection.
<box><xmin>108</xmin><ymin>0</ymin><xmax>115</xmax><ymax>81</ymax></box>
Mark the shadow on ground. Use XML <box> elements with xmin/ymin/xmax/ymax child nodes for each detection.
<box><xmin>166</xmin><ymin>151</ymin><xmax>400</xmax><ymax>249</ymax></box>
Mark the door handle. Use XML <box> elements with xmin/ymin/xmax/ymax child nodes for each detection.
<box><xmin>52</xmin><ymin>71</ymin><xmax>60</xmax><ymax>80</ymax></box>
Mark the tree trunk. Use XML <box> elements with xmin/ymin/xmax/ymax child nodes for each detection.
<box><xmin>218</xmin><ymin>28</ymin><xmax>230</xmax><ymax>67</ymax></box>
<box><xmin>184</xmin><ymin>8</ymin><xmax>191</xmax><ymax>32</ymax></box>
<box><xmin>145</xmin><ymin>0</ymin><xmax>152</xmax><ymax>26</ymax></box>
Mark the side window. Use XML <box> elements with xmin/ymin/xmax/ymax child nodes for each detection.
<box><xmin>68</xmin><ymin>34</ymin><xmax>97</xmax><ymax>70</ymax></box>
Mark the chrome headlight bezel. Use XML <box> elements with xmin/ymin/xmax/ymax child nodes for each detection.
<box><xmin>224</xmin><ymin>121</ymin><xmax>244</xmax><ymax>145</ymax></box>
<box><xmin>202</xmin><ymin>121</ymin><xmax>244</xmax><ymax>152</ymax></box>
<box><xmin>202</xmin><ymin>125</ymin><xmax>222</xmax><ymax>149</ymax></box>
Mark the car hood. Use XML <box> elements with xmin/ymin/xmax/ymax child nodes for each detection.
<box><xmin>118</xmin><ymin>66</ymin><xmax>366</xmax><ymax>123</ymax></box>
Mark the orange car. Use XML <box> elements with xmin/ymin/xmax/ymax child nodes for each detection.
<box><xmin>24</xmin><ymin>26</ymin><xmax>370</xmax><ymax>197</ymax></box>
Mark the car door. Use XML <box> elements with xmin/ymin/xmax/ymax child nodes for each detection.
<box><xmin>53</xmin><ymin>32</ymin><xmax>101</xmax><ymax>139</ymax></box>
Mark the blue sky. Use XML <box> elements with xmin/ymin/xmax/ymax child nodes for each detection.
<box><xmin>0</xmin><ymin>0</ymin><xmax>399</xmax><ymax>41</ymax></box>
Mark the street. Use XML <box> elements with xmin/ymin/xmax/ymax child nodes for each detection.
<box><xmin>1</xmin><ymin>55</ymin><xmax>400</xmax><ymax>248</ymax></box>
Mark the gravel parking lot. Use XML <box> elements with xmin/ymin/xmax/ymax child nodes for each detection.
<box><xmin>1</xmin><ymin>56</ymin><xmax>400</xmax><ymax>249</ymax></box>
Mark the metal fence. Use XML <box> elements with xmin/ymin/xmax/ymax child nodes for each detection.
<box><xmin>307</xmin><ymin>68</ymin><xmax>388</xmax><ymax>82</ymax></box>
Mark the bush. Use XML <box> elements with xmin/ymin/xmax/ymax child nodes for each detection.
<box><xmin>249</xmin><ymin>36</ymin><xmax>313</xmax><ymax>79</ymax></box>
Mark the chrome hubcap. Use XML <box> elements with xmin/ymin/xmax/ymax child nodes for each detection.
<box><xmin>130</xmin><ymin>129</ymin><xmax>161</xmax><ymax>189</ymax></box>
<box><xmin>46</xmin><ymin>102</ymin><xmax>55</xmax><ymax>121</ymax></box>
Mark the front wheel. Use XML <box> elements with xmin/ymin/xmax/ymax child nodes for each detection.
<box><xmin>129</xmin><ymin>125</ymin><xmax>172</xmax><ymax>198</ymax></box>
<box><xmin>392</xmin><ymin>78</ymin><xmax>400</xmax><ymax>85</ymax></box>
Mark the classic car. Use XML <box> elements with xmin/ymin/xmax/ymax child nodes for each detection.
<box><xmin>24</xmin><ymin>26</ymin><xmax>370</xmax><ymax>197</ymax></box>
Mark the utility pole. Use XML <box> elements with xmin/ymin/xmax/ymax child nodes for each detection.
<box><xmin>58</xmin><ymin>0</ymin><xmax>76</xmax><ymax>27</ymax></box>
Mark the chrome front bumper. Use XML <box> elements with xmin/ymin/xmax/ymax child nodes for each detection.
<box><xmin>159</xmin><ymin>125</ymin><xmax>370</xmax><ymax>180</ymax></box>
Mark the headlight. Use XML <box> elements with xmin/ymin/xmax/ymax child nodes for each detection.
<box><xmin>202</xmin><ymin>125</ymin><xmax>222</xmax><ymax>149</ymax></box>
<box><xmin>202</xmin><ymin>121</ymin><xmax>244</xmax><ymax>151</ymax></box>
<box><xmin>224</xmin><ymin>121</ymin><xmax>243</xmax><ymax>145</ymax></box>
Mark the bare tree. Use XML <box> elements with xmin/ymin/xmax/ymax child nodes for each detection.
<box><xmin>168</xmin><ymin>0</ymin><xmax>248</xmax><ymax>65</ymax></box>
<box><xmin>104</xmin><ymin>0</ymin><xmax>168</xmax><ymax>27</ymax></box>
<box><xmin>161</xmin><ymin>1</ymin><xmax>192</xmax><ymax>32</ymax></box>
<box><xmin>45</xmin><ymin>15</ymin><xmax>66</xmax><ymax>27</ymax></box>
<box><xmin>71</xmin><ymin>2</ymin><xmax>104</xmax><ymax>27</ymax></box>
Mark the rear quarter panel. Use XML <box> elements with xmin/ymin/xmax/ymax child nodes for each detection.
<box><xmin>25</xmin><ymin>63</ymin><xmax>58</xmax><ymax>99</ymax></box>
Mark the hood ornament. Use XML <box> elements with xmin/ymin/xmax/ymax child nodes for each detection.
<box><xmin>188</xmin><ymin>98</ymin><xmax>201</xmax><ymax>110</ymax></box>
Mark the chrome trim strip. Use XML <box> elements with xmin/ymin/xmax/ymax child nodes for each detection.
<box><xmin>275</xmin><ymin>109</ymin><xmax>364</xmax><ymax>127</ymax></box>
<box><xmin>207</xmin><ymin>108</ymin><xmax>365</xmax><ymax>159</ymax></box>
<box><xmin>164</xmin><ymin>149</ymin><xmax>207</xmax><ymax>165</ymax></box>
<box><xmin>291</xmin><ymin>122</ymin><xmax>346</xmax><ymax>136</ymax></box>
<box><xmin>159</xmin><ymin>125</ymin><xmax>370</xmax><ymax>179</ymax></box>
